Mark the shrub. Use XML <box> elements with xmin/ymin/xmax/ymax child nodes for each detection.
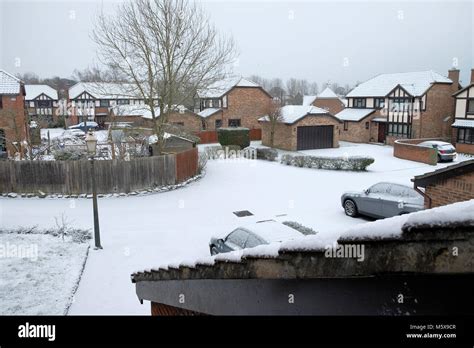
<box><xmin>217</xmin><ymin>127</ymin><xmax>250</xmax><ymax>149</ymax></box>
<box><xmin>280</xmin><ymin>154</ymin><xmax>374</xmax><ymax>171</ymax></box>
<box><xmin>198</xmin><ymin>152</ymin><xmax>208</xmax><ymax>173</ymax></box>
<box><xmin>256</xmin><ymin>148</ymin><xmax>278</xmax><ymax>162</ymax></box>
<box><xmin>53</xmin><ymin>148</ymin><xmax>87</xmax><ymax>161</ymax></box>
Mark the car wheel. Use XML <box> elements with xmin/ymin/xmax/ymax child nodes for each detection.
<box><xmin>210</xmin><ymin>246</ymin><xmax>219</xmax><ymax>256</ymax></box>
<box><xmin>437</xmin><ymin>155</ymin><xmax>442</xmax><ymax>163</ymax></box>
<box><xmin>344</xmin><ymin>199</ymin><xmax>358</xmax><ymax>217</ymax></box>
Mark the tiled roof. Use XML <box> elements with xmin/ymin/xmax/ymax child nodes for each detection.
<box><xmin>197</xmin><ymin>77</ymin><xmax>261</xmax><ymax>99</ymax></box>
<box><xmin>347</xmin><ymin>70</ymin><xmax>452</xmax><ymax>98</ymax></box>
<box><xmin>302</xmin><ymin>95</ymin><xmax>317</xmax><ymax>106</ymax></box>
<box><xmin>0</xmin><ymin>69</ymin><xmax>22</xmax><ymax>95</ymax></box>
<box><xmin>197</xmin><ymin>108</ymin><xmax>222</xmax><ymax>118</ymax></box>
<box><xmin>335</xmin><ymin>108</ymin><xmax>376</xmax><ymax>122</ymax></box>
<box><xmin>25</xmin><ymin>84</ymin><xmax>58</xmax><ymax>100</ymax></box>
<box><xmin>259</xmin><ymin>105</ymin><xmax>331</xmax><ymax>124</ymax></box>
<box><xmin>317</xmin><ymin>87</ymin><xmax>339</xmax><ymax>99</ymax></box>
<box><xmin>69</xmin><ymin>82</ymin><xmax>143</xmax><ymax>100</ymax></box>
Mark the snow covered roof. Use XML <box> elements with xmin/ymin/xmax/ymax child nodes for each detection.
<box><xmin>318</xmin><ymin>87</ymin><xmax>339</xmax><ymax>99</ymax></box>
<box><xmin>372</xmin><ymin>117</ymin><xmax>387</xmax><ymax>123</ymax></box>
<box><xmin>198</xmin><ymin>108</ymin><xmax>222</xmax><ymax>118</ymax></box>
<box><xmin>243</xmin><ymin>221</ymin><xmax>303</xmax><ymax>243</ymax></box>
<box><xmin>413</xmin><ymin>160</ymin><xmax>474</xmax><ymax>188</ymax></box>
<box><xmin>347</xmin><ymin>70</ymin><xmax>452</xmax><ymax>98</ymax></box>
<box><xmin>112</xmin><ymin>104</ymin><xmax>188</xmax><ymax>119</ymax></box>
<box><xmin>259</xmin><ymin>105</ymin><xmax>331</xmax><ymax>124</ymax></box>
<box><xmin>197</xmin><ymin>77</ymin><xmax>261</xmax><ymax>99</ymax></box>
<box><xmin>302</xmin><ymin>95</ymin><xmax>317</xmax><ymax>106</ymax></box>
<box><xmin>25</xmin><ymin>84</ymin><xmax>58</xmax><ymax>101</ymax></box>
<box><xmin>335</xmin><ymin>108</ymin><xmax>376</xmax><ymax>122</ymax></box>
<box><xmin>69</xmin><ymin>82</ymin><xmax>143</xmax><ymax>100</ymax></box>
<box><xmin>452</xmin><ymin>119</ymin><xmax>474</xmax><ymax>128</ymax></box>
<box><xmin>0</xmin><ymin>69</ymin><xmax>22</xmax><ymax>95</ymax></box>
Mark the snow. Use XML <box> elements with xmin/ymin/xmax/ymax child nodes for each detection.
<box><xmin>198</xmin><ymin>108</ymin><xmax>222</xmax><ymax>118</ymax></box>
<box><xmin>0</xmin><ymin>233</ymin><xmax>89</xmax><ymax>315</ymax></box>
<box><xmin>302</xmin><ymin>95</ymin><xmax>317</xmax><ymax>106</ymax></box>
<box><xmin>335</xmin><ymin>108</ymin><xmax>376</xmax><ymax>122</ymax></box>
<box><xmin>346</xmin><ymin>70</ymin><xmax>452</xmax><ymax>97</ymax></box>
<box><xmin>260</xmin><ymin>105</ymin><xmax>329</xmax><ymax>124</ymax></box>
<box><xmin>232</xmin><ymin>220</ymin><xmax>305</xmax><ymax>243</ymax></box>
<box><xmin>452</xmin><ymin>119</ymin><xmax>474</xmax><ymax>128</ymax></box>
<box><xmin>317</xmin><ymin>87</ymin><xmax>340</xmax><ymax>99</ymax></box>
<box><xmin>25</xmin><ymin>84</ymin><xmax>58</xmax><ymax>101</ymax></box>
<box><xmin>197</xmin><ymin>77</ymin><xmax>259</xmax><ymax>98</ymax></box>
<box><xmin>0</xmin><ymin>141</ymin><xmax>471</xmax><ymax>314</ymax></box>
<box><xmin>0</xmin><ymin>69</ymin><xmax>22</xmax><ymax>94</ymax></box>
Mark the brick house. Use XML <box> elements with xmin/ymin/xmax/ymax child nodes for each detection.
<box><xmin>25</xmin><ymin>84</ymin><xmax>59</xmax><ymax>127</ymax></box>
<box><xmin>345</xmin><ymin>69</ymin><xmax>460</xmax><ymax>144</ymax></box>
<box><xmin>0</xmin><ymin>69</ymin><xmax>27</xmax><ymax>156</ymax></box>
<box><xmin>195</xmin><ymin>77</ymin><xmax>273</xmax><ymax>132</ymax></box>
<box><xmin>109</xmin><ymin>104</ymin><xmax>202</xmax><ymax>134</ymax></box>
<box><xmin>302</xmin><ymin>87</ymin><xmax>346</xmax><ymax>115</ymax></box>
<box><xmin>259</xmin><ymin>105</ymin><xmax>341</xmax><ymax>151</ymax></box>
<box><xmin>68</xmin><ymin>82</ymin><xmax>150</xmax><ymax>128</ymax></box>
<box><xmin>451</xmin><ymin>69</ymin><xmax>474</xmax><ymax>155</ymax></box>
<box><xmin>412</xmin><ymin>160</ymin><xmax>474</xmax><ymax>208</ymax></box>
<box><xmin>335</xmin><ymin>108</ymin><xmax>378</xmax><ymax>143</ymax></box>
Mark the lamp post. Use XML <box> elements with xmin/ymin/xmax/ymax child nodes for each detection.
<box><xmin>85</xmin><ymin>131</ymin><xmax>103</xmax><ymax>250</ymax></box>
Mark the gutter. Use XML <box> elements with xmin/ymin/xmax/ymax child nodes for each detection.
<box><xmin>413</xmin><ymin>183</ymin><xmax>432</xmax><ymax>209</ymax></box>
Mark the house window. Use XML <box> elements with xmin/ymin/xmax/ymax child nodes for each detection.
<box><xmin>0</xmin><ymin>129</ymin><xmax>5</xmax><ymax>151</ymax></box>
<box><xmin>467</xmin><ymin>99</ymin><xmax>474</xmax><ymax>114</ymax></box>
<box><xmin>343</xmin><ymin>121</ymin><xmax>349</xmax><ymax>131</ymax></box>
<box><xmin>100</xmin><ymin>100</ymin><xmax>110</xmax><ymax>107</ymax></box>
<box><xmin>117</xmin><ymin>99</ymin><xmax>130</xmax><ymax>105</ymax></box>
<box><xmin>390</xmin><ymin>98</ymin><xmax>411</xmax><ymax>112</ymax></box>
<box><xmin>202</xmin><ymin>119</ymin><xmax>207</xmax><ymax>130</ymax></box>
<box><xmin>0</xmin><ymin>96</ymin><xmax>3</xmax><ymax>109</ymax></box>
<box><xmin>228</xmin><ymin>119</ymin><xmax>241</xmax><ymax>127</ymax></box>
<box><xmin>457</xmin><ymin>128</ymin><xmax>474</xmax><ymax>144</ymax></box>
<box><xmin>215</xmin><ymin>119</ymin><xmax>223</xmax><ymax>129</ymax></box>
<box><xmin>353</xmin><ymin>98</ymin><xmax>366</xmax><ymax>108</ymax></box>
<box><xmin>365</xmin><ymin>122</ymin><xmax>370</xmax><ymax>130</ymax></box>
<box><xmin>387</xmin><ymin>123</ymin><xmax>409</xmax><ymax>137</ymax></box>
<box><xmin>374</xmin><ymin>98</ymin><xmax>385</xmax><ymax>109</ymax></box>
<box><xmin>37</xmin><ymin>100</ymin><xmax>52</xmax><ymax>108</ymax></box>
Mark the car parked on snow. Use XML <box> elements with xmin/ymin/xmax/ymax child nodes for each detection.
<box><xmin>209</xmin><ymin>220</ymin><xmax>303</xmax><ymax>256</ymax></box>
<box><xmin>68</xmin><ymin>121</ymin><xmax>99</xmax><ymax>132</ymax></box>
<box><xmin>341</xmin><ymin>182</ymin><xmax>424</xmax><ymax>219</ymax></box>
<box><xmin>418</xmin><ymin>141</ymin><xmax>457</xmax><ymax>162</ymax></box>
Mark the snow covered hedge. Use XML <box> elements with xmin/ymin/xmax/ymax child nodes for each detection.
<box><xmin>281</xmin><ymin>154</ymin><xmax>374</xmax><ymax>171</ymax></box>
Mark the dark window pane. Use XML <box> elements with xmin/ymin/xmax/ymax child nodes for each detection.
<box><xmin>226</xmin><ymin>229</ymin><xmax>248</xmax><ymax>249</ymax></box>
<box><xmin>468</xmin><ymin>100</ymin><xmax>474</xmax><ymax>113</ymax></box>
<box><xmin>228</xmin><ymin>119</ymin><xmax>241</xmax><ymax>127</ymax></box>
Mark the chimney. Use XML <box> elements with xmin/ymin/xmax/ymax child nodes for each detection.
<box><xmin>448</xmin><ymin>68</ymin><xmax>460</xmax><ymax>92</ymax></box>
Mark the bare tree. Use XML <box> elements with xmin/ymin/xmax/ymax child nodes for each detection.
<box><xmin>266</xmin><ymin>99</ymin><xmax>284</xmax><ymax>147</ymax></box>
<box><xmin>93</xmin><ymin>0</ymin><xmax>237</xmax><ymax>154</ymax></box>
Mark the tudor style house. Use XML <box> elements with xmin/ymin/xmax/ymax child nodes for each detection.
<box><xmin>68</xmin><ymin>82</ymin><xmax>149</xmax><ymax>127</ymax></box>
<box><xmin>343</xmin><ymin>69</ymin><xmax>460</xmax><ymax>144</ymax></box>
<box><xmin>0</xmin><ymin>69</ymin><xmax>28</xmax><ymax>156</ymax></box>
<box><xmin>25</xmin><ymin>84</ymin><xmax>59</xmax><ymax>126</ymax></box>
<box><xmin>302</xmin><ymin>87</ymin><xmax>346</xmax><ymax>115</ymax></box>
<box><xmin>452</xmin><ymin>69</ymin><xmax>474</xmax><ymax>154</ymax></box>
<box><xmin>195</xmin><ymin>77</ymin><xmax>273</xmax><ymax>134</ymax></box>
<box><xmin>259</xmin><ymin>105</ymin><xmax>341</xmax><ymax>151</ymax></box>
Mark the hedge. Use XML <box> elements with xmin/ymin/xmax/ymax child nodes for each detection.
<box><xmin>217</xmin><ymin>127</ymin><xmax>250</xmax><ymax>149</ymax></box>
<box><xmin>281</xmin><ymin>154</ymin><xmax>374</xmax><ymax>171</ymax></box>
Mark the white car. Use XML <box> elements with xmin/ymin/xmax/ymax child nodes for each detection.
<box><xmin>418</xmin><ymin>141</ymin><xmax>457</xmax><ymax>162</ymax></box>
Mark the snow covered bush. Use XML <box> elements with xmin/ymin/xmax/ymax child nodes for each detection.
<box><xmin>280</xmin><ymin>154</ymin><xmax>374</xmax><ymax>171</ymax></box>
<box><xmin>282</xmin><ymin>221</ymin><xmax>317</xmax><ymax>235</ymax></box>
<box><xmin>217</xmin><ymin>127</ymin><xmax>250</xmax><ymax>149</ymax></box>
<box><xmin>257</xmin><ymin>148</ymin><xmax>278</xmax><ymax>161</ymax></box>
<box><xmin>198</xmin><ymin>152</ymin><xmax>208</xmax><ymax>174</ymax></box>
<box><xmin>53</xmin><ymin>148</ymin><xmax>87</xmax><ymax>161</ymax></box>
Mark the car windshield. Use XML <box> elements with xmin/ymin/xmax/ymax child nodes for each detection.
<box><xmin>226</xmin><ymin>229</ymin><xmax>248</xmax><ymax>249</ymax></box>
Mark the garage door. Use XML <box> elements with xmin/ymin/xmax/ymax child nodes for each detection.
<box><xmin>297</xmin><ymin>125</ymin><xmax>333</xmax><ymax>150</ymax></box>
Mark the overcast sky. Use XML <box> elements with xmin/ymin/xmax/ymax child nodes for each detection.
<box><xmin>0</xmin><ymin>0</ymin><xmax>473</xmax><ymax>86</ymax></box>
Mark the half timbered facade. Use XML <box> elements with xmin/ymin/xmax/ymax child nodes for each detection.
<box><xmin>25</xmin><ymin>85</ymin><xmax>59</xmax><ymax>126</ymax></box>
<box><xmin>452</xmin><ymin>69</ymin><xmax>474</xmax><ymax>154</ymax></box>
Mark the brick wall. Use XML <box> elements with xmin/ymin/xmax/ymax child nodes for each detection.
<box><xmin>261</xmin><ymin>121</ymin><xmax>293</xmax><ymax>150</ymax></box>
<box><xmin>313</xmin><ymin>98</ymin><xmax>345</xmax><ymax>115</ymax></box>
<box><xmin>455</xmin><ymin>142</ymin><xmax>474</xmax><ymax>155</ymax></box>
<box><xmin>223</xmin><ymin>87</ymin><xmax>272</xmax><ymax>130</ymax></box>
<box><xmin>0</xmin><ymin>93</ymin><xmax>27</xmax><ymax>155</ymax></box>
<box><xmin>201</xmin><ymin>110</ymin><xmax>224</xmax><ymax>131</ymax></box>
<box><xmin>340</xmin><ymin>115</ymin><xmax>379</xmax><ymax>143</ymax></box>
<box><xmin>425</xmin><ymin>172</ymin><xmax>474</xmax><ymax>208</ymax></box>
<box><xmin>393</xmin><ymin>138</ymin><xmax>439</xmax><ymax>165</ymax></box>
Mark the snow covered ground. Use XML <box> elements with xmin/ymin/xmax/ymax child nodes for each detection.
<box><xmin>0</xmin><ymin>142</ymin><xmax>469</xmax><ymax>315</ymax></box>
<box><xmin>0</xmin><ymin>233</ymin><xmax>89</xmax><ymax>315</ymax></box>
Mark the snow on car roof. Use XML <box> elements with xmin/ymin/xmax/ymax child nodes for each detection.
<box><xmin>242</xmin><ymin>221</ymin><xmax>303</xmax><ymax>243</ymax></box>
<box><xmin>346</xmin><ymin>70</ymin><xmax>452</xmax><ymax>98</ymax></box>
<box><xmin>419</xmin><ymin>140</ymin><xmax>452</xmax><ymax>146</ymax></box>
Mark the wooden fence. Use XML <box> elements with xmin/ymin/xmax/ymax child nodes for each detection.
<box><xmin>0</xmin><ymin>149</ymin><xmax>198</xmax><ymax>195</ymax></box>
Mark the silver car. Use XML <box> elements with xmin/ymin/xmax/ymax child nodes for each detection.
<box><xmin>418</xmin><ymin>141</ymin><xmax>457</xmax><ymax>162</ymax></box>
<box><xmin>341</xmin><ymin>182</ymin><xmax>424</xmax><ymax>219</ymax></box>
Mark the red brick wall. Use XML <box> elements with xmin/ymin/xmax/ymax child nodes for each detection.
<box><xmin>339</xmin><ymin>115</ymin><xmax>379</xmax><ymax>143</ymax></box>
<box><xmin>313</xmin><ymin>98</ymin><xmax>345</xmax><ymax>115</ymax></box>
<box><xmin>455</xmin><ymin>142</ymin><xmax>474</xmax><ymax>155</ymax></box>
<box><xmin>0</xmin><ymin>92</ymin><xmax>27</xmax><ymax>155</ymax></box>
<box><xmin>151</xmin><ymin>302</ymin><xmax>204</xmax><ymax>316</ymax></box>
<box><xmin>393</xmin><ymin>139</ymin><xmax>438</xmax><ymax>165</ymax></box>
<box><xmin>425</xmin><ymin>172</ymin><xmax>474</xmax><ymax>208</ymax></box>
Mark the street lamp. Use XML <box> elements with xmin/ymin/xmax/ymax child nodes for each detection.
<box><xmin>85</xmin><ymin>131</ymin><xmax>103</xmax><ymax>250</ymax></box>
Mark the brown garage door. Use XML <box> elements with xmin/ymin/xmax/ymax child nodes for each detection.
<box><xmin>297</xmin><ymin>125</ymin><xmax>333</xmax><ymax>150</ymax></box>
